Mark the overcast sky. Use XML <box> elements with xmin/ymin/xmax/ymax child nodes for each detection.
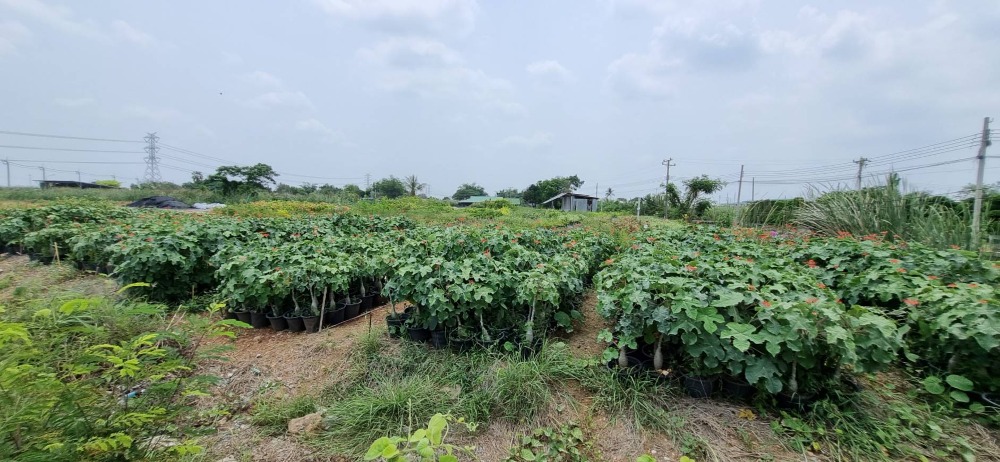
<box><xmin>1</xmin><ymin>0</ymin><xmax>998</xmax><ymax>202</ymax></box>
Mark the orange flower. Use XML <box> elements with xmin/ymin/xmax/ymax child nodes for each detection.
<box><xmin>805</xmin><ymin>297</ymin><xmax>818</xmax><ymax>304</ymax></box>
<box><xmin>903</xmin><ymin>298</ymin><xmax>919</xmax><ymax>306</ymax></box>
<box><xmin>927</xmin><ymin>275</ymin><xmax>939</xmax><ymax>280</ymax></box>
<box><xmin>950</xmin><ymin>245</ymin><xmax>960</xmax><ymax>250</ymax></box>
<box><xmin>979</xmin><ymin>299</ymin><xmax>989</xmax><ymax>304</ymax></box>
<box><xmin>897</xmin><ymin>268</ymin><xmax>907</xmax><ymax>273</ymax></box>
<box><xmin>685</xmin><ymin>265</ymin><xmax>697</xmax><ymax>271</ymax></box>
<box><xmin>889</xmin><ymin>259</ymin><xmax>901</xmax><ymax>264</ymax></box>
<box><xmin>747</xmin><ymin>284</ymin><xmax>756</xmax><ymax>291</ymax></box>
<box><xmin>947</xmin><ymin>283</ymin><xmax>958</xmax><ymax>288</ymax></box>
<box><xmin>817</xmin><ymin>282</ymin><xmax>827</xmax><ymax>289</ymax></box>
<box><xmin>806</xmin><ymin>259</ymin><xmax>817</xmax><ymax>268</ymax></box>
<box><xmin>969</xmin><ymin>283</ymin><xmax>979</xmax><ymax>288</ymax></box>
<box><xmin>604</xmin><ymin>258</ymin><xmax>614</xmax><ymax>265</ymax></box>
<box><xmin>761</xmin><ymin>300</ymin><xmax>772</xmax><ymax>308</ymax></box>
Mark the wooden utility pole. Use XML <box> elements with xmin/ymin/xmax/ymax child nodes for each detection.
<box><xmin>972</xmin><ymin>117</ymin><xmax>992</xmax><ymax>248</ymax></box>
<box><xmin>662</xmin><ymin>158</ymin><xmax>675</xmax><ymax>219</ymax></box>
<box><xmin>853</xmin><ymin>157</ymin><xmax>870</xmax><ymax>190</ymax></box>
<box><xmin>736</xmin><ymin>164</ymin><xmax>745</xmax><ymax>204</ymax></box>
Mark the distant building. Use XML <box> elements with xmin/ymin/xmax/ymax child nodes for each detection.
<box><xmin>455</xmin><ymin>195</ymin><xmax>522</xmax><ymax>207</ymax></box>
<box><xmin>38</xmin><ymin>180</ymin><xmax>114</xmax><ymax>189</ymax></box>
<box><xmin>541</xmin><ymin>192</ymin><xmax>599</xmax><ymax>212</ymax></box>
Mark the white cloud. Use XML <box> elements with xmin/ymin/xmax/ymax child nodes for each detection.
<box><xmin>111</xmin><ymin>20</ymin><xmax>156</xmax><ymax>47</ymax></box>
<box><xmin>242</xmin><ymin>70</ymin><xmax>285</xmax><ymax>89</ymax></box>
<box><xmin>1</xmin><ymin>0</ymin><xmax>163</xmax><ymax>47</ymax></box>
<box><xmin>53</xmin><ymin>97</ymin><xmax>95</xmax><ymax>107</ymax></box>
<box><xmin>295</xmin><ymin>118</ymin><xmax>350</xmax><ymax>145</ymax></box>
<box><xmin>526</xmin><ymin>60</ymin><xmax>573</xmax><ymax>84</ymax></box>
<box><xmin>313</xmin><ymin>0</ymin><xmax>477</xmax><ymax>35</ymax></box>
<box><xmin>358</xmin><ymin>36</ymin><xmax>461</xmax><ymax>68</ymax></box>
<box><xmin>501</xmin><ymin>132</ymin><xmax>552</xmax><ymax>149</ymax></box>
<box><xmin>239</xmin><ymin>71</ymin><xmax>315</xmax><ymax>109</ymax></box>
<box><xmin>123</xmin><ymin>105</ymin><xmax>182</xmax><ymax>122</ymax></box>
<box><xmin>0</xmin><ymin>0</ymin><xmax>103</xmax><ymax>39</ymax></box>
<box><xmin>360</xmin><ymin>37</ymin><xmax>524</xmax><ymax>115</ymax></box>
<box><xmin>0</xmin><ymin>19</ymin><xmax>29</xmax><ymax>55</ymax></box>
<box><xmin>244</xmin><ymin>91</ymin><xmax>314</xmax><ymax>110</ymax></box>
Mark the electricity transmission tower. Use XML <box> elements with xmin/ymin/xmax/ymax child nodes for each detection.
<box><xmin>143</xmin><ymin>132</ymin><xmax>161</xmax><ymax>183</ymax></box>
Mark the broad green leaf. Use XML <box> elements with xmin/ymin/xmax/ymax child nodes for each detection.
<box><xmin>922</xmin><ymin>376</ymin><xmax>945</xmax><ymax>395</ymax></box>
<box><xmin>945</xmin><ymin>375</ymin><xmax>974</xmax><ymax>392</ymax></box>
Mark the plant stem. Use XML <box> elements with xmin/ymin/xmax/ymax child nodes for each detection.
<box><xmin>479</xmin><ymin>312</ymin><xmax>492</xmax><ymax>343</ymax></box>
<box><xmin>653</xmin><ymin>334</ymin><xmax>664</xmax><ymax>370</ymax></box>
<box><xmin>618</xmin><ymin>345</ymin><xmax>628</xmax><ymax>368</ymax></box>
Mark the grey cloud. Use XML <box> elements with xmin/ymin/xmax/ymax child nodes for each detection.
<box><xmin>0</xmin><ymin>19</ymin><xmax>29</xmax><ymax>55</ymax></box>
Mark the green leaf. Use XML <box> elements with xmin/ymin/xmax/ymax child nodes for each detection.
<box><xmin>520</xmin><ymin>448</ymin><xmax>537</xmax><ymax>461</ymax></box>
<box><xmin>922</xmin><ymin>376</ymin><xmax>945</xmax><ymax>395</ymax></box>
<box><xmin>949</xmin><ymin>390</ymin><xmax>970</xmax><ymax>403</ymax></box>
<box><xmin>427</xmin><ymin>413</ymin><xmax>447</xmax><ymax>445</ymax></box>
<box><xmin>945</xmin><ymin>375</ymin><xmax>974</xmax><ymax>392</ymax></box>
<box><xmin>364</xmin><ymin>437</ymin><xmax>392</xmax><ymax>460</ymax></box>
<box><xmin>440</xmin><ymin>456</ymin><xmax>459</xmax><ymax>462</ymax></box>
<box><xmin>712</xmin><ymin>290</ymin><xmax>743</xmax><ymax>307</ymax></box>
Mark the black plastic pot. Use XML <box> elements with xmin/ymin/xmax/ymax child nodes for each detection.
<box><xmin>776</xmin><ymin>391</ymin><xmax>817</xmax><ymax>411</ymax></box>
<box><xmin>302</xmin><ymin>315</ymin><xmax>320</xmax><ymax>333</ymax></box>
<box><xmin>721</xmin><ymin>376</ymin><xmax>755</xmax><ymax>401</ymax></box>
<box><xmin>330</xmin><ymin>307</ymin><xmax>346</xmax><ymax>325</ymax></box>
<box><xmin>386</xmin><ymin>313</ymin><xmax>408</xmax><ymax>338</ymax></box>
<box><xmin>286</xmin><ymin>315</ymin><xmax>306</xmax><ymax>333</ymax></box>
<box><xmin>361</xmin><ymin>294</ymin><xmax>376</xmax><ymax>312</ymax></box>
<box><xmin>430</xmin><ymin>330</ymin><xmax>448</xmax><ymax>349</ymax></box>
<box><xmin>683</xmin><ymin>375</ymin><xmax>716</xmax><ymax>399</ymax></box>
<box><xmin>344</xmin><ymin>300</ymin><xmax>362</xmax><ymax>319</ymax></box>
<box><xmin>234</xmin><ymin>311</ymin><xmax>253</xmax><ymax>325</ymax></box>
<box><xmin>407</xmin><ymin>326</ymin><xmax>432</xmax><ymax>342</ymax></box>
<box><xmin>250</xmin><ymin>312</ymin><xmax>270</xmax><ymax>329</ymax></box>
<box><xmin>980</xmin><ymin>392</ymin><xmax>999</xmax><ymax>409</ymax></box>
<box><xmin>450</xmin><ymin>337</ymin><xmax>475</xmax><ymax>353</ymax></box>
<box><xmin>223</xmin><ymin>309</ymin><xmax>238</xmax><ymax>320</ymax></box>
<box><xmin>267</xmin><ymin>314</ymin><xmax>288</xmax><ymax>332</ymax></box>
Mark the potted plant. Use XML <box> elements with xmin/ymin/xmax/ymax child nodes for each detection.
<box><xmin>384</xmin><ymin>291</ymin><xmax>408</xmax><ymax>338</ymax></box>
<box><xmin>267</xmin><ymin>304</ymin><xmax>289</xmax><ymax>332</ymax></box>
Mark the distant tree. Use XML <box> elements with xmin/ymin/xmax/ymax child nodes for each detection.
<box><xmin>522</xmin><ymin>175</ymin><xmax>584</xmax><ymax>206</ymax></box>
<box><xmin>189</xmin><ymin>163</ymin><xmax>279</xmax><ymax>196</ymax></box>
<box><xmin>318</xmin><ymin>184</ymin><xmax>343</xmax><ymax>195</ymax></box>
<box><xmin>404</xmin><ymin>175</ymin><xmax>427</xmax><ymax>196</ymax></box>
<box><xmin>495</xmin><ymin>188</ymin><xmax>521</xmax><ymax>199</ymax></box>
<box><xmin>604</xmin><ymin>187</ymin><xmax>613</xmax><ymax>200</ymax></box>
<box><xmin>453</xmin><ymin>183</ymin><xmax>487</xmax><ymax>201</ymax></box>
<box><xmin>372</xmin><ymin>176</ymin><xmax>407</xmax><ymax>199</ymax></box>
<box><xmin>342</xmin><ymin>184</ymin><xmax>363</xmax><ymax>197</ymax></box>
<box><xmin>666</xmin><ymin>175</ymin><xmax>726</xmax><ymax>218</ymax></box>
<box><xmin>132</xmin><ymin>181</ymin><xmax>181</xmax><ymax>190</ymax></box>
<box><xmin>300</xmin><ymin>182</ymin><xmax>317</xmax><ymax>194</ymax></box>
<box><xmin>94</xmin><ymin>179</ymin><xmax>121</xmax><ymax>188</ymax></box>
<box><xmin>275</xmin><ymin>183</ymin><xmax>301</xmax><ymax>194</ymax></box>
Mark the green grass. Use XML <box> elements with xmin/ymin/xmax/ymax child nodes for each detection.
<box><xmin>250</xmin><ymin>396</ymin><xmax>318</xmax><ymax>436</ymax></box>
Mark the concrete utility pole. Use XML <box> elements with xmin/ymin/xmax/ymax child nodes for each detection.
<box><xmin>76</xmin><ymin>171</ymin><xmax>82</xmax><ymax>188</ymax></box>
<box><xmin>972</xmin><ymin>117</ymin><xmax>993</xmax><ymax>249</ymax></box>
<box><xmin>364</xmin><ymin>173</ymin><xmax>371</xmax><ymax>198</ymax></box>
<box><xmin>853</xmin><ymin>157</ymin><xmax>870</xmax><ymax>190</ymax></box>
<box><xmin>751</xmin><ymin>177</ymin><xmax>755</xmax><ymax>202</ymax></box>
<box><xmin>39</xmin><ymin>166</ymin><xmax>46</xmax><ymax>182</ymax></box>
<box><xmin>2</xmin><ymin>159</ymin><xmax>9</xmax><ymax>187</ymax></box>
<box><xmin>662</xmin><ymin>158</ymin><xmax>675</xmax><ymax>219</ymax></box>
<box><xmin>636</xmin><ymin>197</ymin><xmax>641</xmax><ymax>217</ymax></box>
<box><xmin>736</xmin><ymin>164</ymin><xmax>745</xmax><ymax>205</ymax></box>
<box><xmin>143</xmin><ymin>132</ymin><xmax>161</xmax><ymax>183</ymax></box>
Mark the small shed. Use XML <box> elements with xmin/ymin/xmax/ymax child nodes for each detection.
<box><xmin>455</xmin><ymin>196</ymin><xmax>522</xmax><ymax>207</ymax></box>
<box><xmin>541</xmin><ymin>192</ymin><xmax>599</xmax><ymax>212</ymax></box>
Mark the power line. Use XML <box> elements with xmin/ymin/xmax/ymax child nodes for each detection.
<box><xmin>0</xmin><ymin>130</ymin><xmax>141</xmax><ymax>143</ymax></box>
<box><xmin>0</xmin><ymin>144</ymin><xmax>145</xmax><ymax>153</ymax></box>
<box><xmin>751</xmin><ymin>157</ymin><xmax>975</xmax><ymax>185</ymax></box>
<box><xmin>1</xmin><ymin>159</ymin><xmax>145</xmax><ymax>164</ymax></box>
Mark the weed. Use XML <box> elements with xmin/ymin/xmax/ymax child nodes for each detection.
<box><xmin>250</xmin><ymin>396</ymin><xmax>317</xmax><ymax>436</ymax></box>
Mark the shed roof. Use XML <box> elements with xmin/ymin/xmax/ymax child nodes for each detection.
<box><xmin>541</xmin><ymin>191</ymin><xmax>599</xmax><ymax>204</ymax></box>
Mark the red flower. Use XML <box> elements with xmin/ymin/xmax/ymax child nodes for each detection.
<box><xmin>903</xmin><ymin>298</ymin><xmax>919</xmax><ymax>306</ymax></box>
<box><xmin>761</xmin><ymin>300</ymin><xmax>772</xmax><ymax>308</ymax></box>
<box><xmin>806</xmin><ymin>259</ymin><xmax>817</xmax><ymax>268</ymax></box>
<box><xmin>889</xmin><ymin>259</ymin><xmax>901</xmax><ymax>264</ymax></box>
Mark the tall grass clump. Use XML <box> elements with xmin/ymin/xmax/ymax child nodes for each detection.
<box><xmin>794</xmin><ymin>177</ymin><xmax>978</xmax><ymax>249</ymax></box>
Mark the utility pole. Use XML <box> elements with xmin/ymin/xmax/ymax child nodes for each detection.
<box><xmin>972</xmin><ymin>117</ymin><xmax>992</xmax><ymax>249</ymax></box>
<box><xmin>595</xmin><ymin>182</ymin><xmax>599</xmax><ymax>212</ymax></box>
<box><xmin>662</xmin><ymin>158</ymin><xmax>675</xmax><ymax>219</ymax></box>
<box><xmin>143</xmin><ymin>132</ymin><xmax>161</xmax><ymax>184</ymax></box>
<box><xmin>853</xmin><ymin>157</ymin><xmax>869</xmax><ymax>190</ymax></box>
<box><xmin>39</xmin><ymin>166</ymin><xmax>46</xmax><ymax>182</ymax></box>
<box><xmin>736</xmin><ymin>164</ymin><xmax>745</xmax><ymax>205</ymax></box>
<box><xmin>364</xmin><ymin>173</ymin><xmax>372</xmax><ymax>199</ymax></box>
<box><xmin>751</xmin><ymin>177</ymin><xmax>755</xmax><ymax>202</ymax></box>
<box><xmin>2</xmin><ymin>159</ymin><xmax>8</xmax><ymax>187</ymax></box>
<box><xmin>76</xmin><ymin>171</ymin><xmax>82</xmax><ymax>188</ymax></box>
<box><xmin>636</xmin><ymin>197</ymin><xmax>641</xmax><ymax>217</ymax></box>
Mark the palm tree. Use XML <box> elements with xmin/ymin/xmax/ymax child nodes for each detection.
<box><xmin>404</xmin><ymin>175</ymin><xmax>426</xmax><ymax>196</ymax></box>
<box><xmin>604</xmin><ymin>187</ymin><xmax>614</xmax><ymax>200</ymax></box>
